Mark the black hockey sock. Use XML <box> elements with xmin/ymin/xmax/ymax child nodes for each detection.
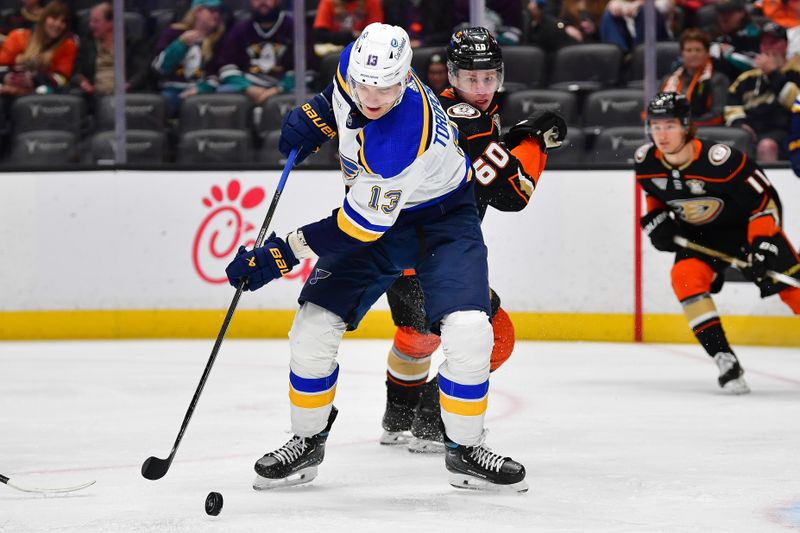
<box><xmin>681</xmin><ymin>293</ymin><xmax>733</xmax><ymax>357</ymax></box>
<box><xmin>693</xmin><ymin>318</ymin><xmax>733</xmax><ymax>356</ymax></box>
<box><xmin>386</xmin><ymin>376</ymin><xmax>424</xmax><ymax>407</ymax></box>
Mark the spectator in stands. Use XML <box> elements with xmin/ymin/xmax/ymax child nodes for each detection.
<box><xmin>383</xmin><ymin>0</ymin><xmax>454</xmax><ymax>47</ymax></box>
<box><xmin>72</xmin><ymin>2</ymin><xmax>151</xmax><ymax>98</ymax></box>
<box><xmin>0</xmin><ymin>1</ymin><xmax>76</xmax><ymax>97</ymax></box>
<box><xmin>559</xmin><ymin>0</ymin><xmax>603</xmax><ymax>44</ymax></box>
<box><xmin>454</xmin><ymin>0</ymin><xmax>523</xmax><ymax>44</ymax></box>
<box><xmin>1</xmin><ymin>0</ymin><xmax>44</xmax><ymax>45</ymax></box>
<box><xmin>152</xmin><ymin>0</ymin><xmax>226</xmax><ymax>116</ymax></box>
<box><xmin>725</xmin><ymin>22</ymin><xmax>800</xmax><ymax>161</ymax></box>
<box><xmin>756</xmin><ymin>0</ymin><xmax>800</xmax><ymax>30</ymax></box>
<box><xmin>661</xmin><ymin>28</ymin><xmax>728</xmax><ymax>126</ymax></box>
<box><xmin>424</xmin><ymin>52</ymin><xmax>448</xmax><ymax>93</ymax></box>
<box><xmin>709</xmin><ymin>0</ymin><xmax>760</xmax><ymax>80</ymax></box>
<box><xmin>209</xmin><ymin>0</ymin><xmax>302</xmax><ymax>105</ymax></box>
<box><xmin>525</xmin><ymin>0</ymin><xmax>585</xmax><ymax>51</ymax></box>
<box><xmin>312</xmin><ymin>0</ymin><xmax>384</xmax><ymax>57</ymax></box>
<box><xmin>789</xmin><ymin>94</ymin><xmax>800</xmax><ymax>176</ymax></box>
<box><xmin>599</xmin><ymin>0</ymin><xmax>672</xmax><ymax>54</ymax></box>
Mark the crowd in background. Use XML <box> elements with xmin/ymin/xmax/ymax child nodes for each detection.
<box><xmin>1</xmin><ymin>0</ymin><xmax>800</xmax><ymax>165</ymax></box>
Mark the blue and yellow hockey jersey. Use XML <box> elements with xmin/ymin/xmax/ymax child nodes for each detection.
<box><xmin>301</xmin><ymin>43</ymin><xmax>473</xmax><ymax>257</ymax></box>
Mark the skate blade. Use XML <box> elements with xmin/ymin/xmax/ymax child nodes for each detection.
<box><xmin>380</xmin><ymin>430</ymin><xmax>411</xmax><ymax>446</ymax></box>
<box><xmin>407</xmin><ymin>437</ymin><xmax>445</xmax><ymax>454</ymax></box>
<box><xmin>720</xmin><ymin>377</ymin><xmax>750</xmax><ymax>395</ymax></box>
<box><xmin>252</xmin><ymin>466</ymin><xmax>318</xmax><ymax>490</ymax></box>
<box><xmin>447</xmin><ymin>473</ymin><xmax>529</xmax><ymax>493</ymax></box>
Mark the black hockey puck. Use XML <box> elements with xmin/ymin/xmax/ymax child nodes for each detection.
<box><xmin>205</xmin><ymin>491</ymin><xmax>223</xmax><ymax>516</ymax></box>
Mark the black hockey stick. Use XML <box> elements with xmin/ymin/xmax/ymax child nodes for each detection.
<box><xmin>142</xmin><ymin>149</ymin><xmax>299</xmax><ymax>481</ymax></box>
<box><xmin>673</xmin><ymin>236</ymin><xmax>800</xmax><ymax>289</ymax></box>
<box><xmin>1</xmin><ymin>473</ymin><xmax>95</xmax><ymax>494</ymax></box>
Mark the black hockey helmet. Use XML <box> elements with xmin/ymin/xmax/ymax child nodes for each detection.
<box><xmin>447</xmin><ymin>27</ymin><xmax>503</xmax><ymax>71</ymax></box>
<box><xmin>647</xmin><ymin>92</ymin><xmax>692</xmax><ymax>129</ymax></box>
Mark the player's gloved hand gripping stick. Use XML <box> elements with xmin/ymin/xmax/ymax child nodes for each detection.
<box><xmin>673</xmin><ymin>236</ymin><xmax>800</xmax><ymax>289</ymax></box>
<box><xmin>141</xmin><ymin>149</ymin><xmax>298</xmax><ymax>481</ymax></box>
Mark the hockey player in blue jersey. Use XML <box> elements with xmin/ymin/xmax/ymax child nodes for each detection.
<box><xmin>225</xmin><ymin>23</ymin><xmax>528</xmax><ymax>492</ymax></box>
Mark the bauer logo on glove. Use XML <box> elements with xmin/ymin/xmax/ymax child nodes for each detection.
<box><xmin>225</xmin><ymin>233</ymin><xmax>299</xmax><ymax>291</ymax></box>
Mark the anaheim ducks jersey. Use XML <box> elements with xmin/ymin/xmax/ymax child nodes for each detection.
<box><xmin>326</xmin><ymin>43</ymin><xmax>471</xmax><ymax>239</ymax></box>
<box><xmin>439</xmin><ymin>89</ymin><xmax>537</xmax><ymax>220</ymax></box>
<box><xmin>635</xmin><ymin>138</ymin><xmax>783</xmax><ymax>251</ymax></box>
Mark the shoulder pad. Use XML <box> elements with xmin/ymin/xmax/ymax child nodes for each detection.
<box><xmin>707</xmin><ymin>143</ymin><xmax>732</xmax><ymax>166</ymax></box>
<box><xmin>446</xmin><ymin>102</ymin><xmax>481</xmax><ymax>120</ymax></box>
<box><xmin>634</xmin><ymin>142</ymin><xmax>654</xmax><ymax>164</ymax></box>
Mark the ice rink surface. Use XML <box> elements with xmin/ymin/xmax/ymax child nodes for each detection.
<box><xmin>1</xmin><ymin>338</ymin><xmax>799</xmax><ymax>532</ymax></box>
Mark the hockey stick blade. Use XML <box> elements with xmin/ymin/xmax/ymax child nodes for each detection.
<box><xmin>141</xmin><ymin>149</ymin><xmax>298</xmax><ymax>481</ymax></box>
<box><xmin>673</xmin><ymin>236</ymin><xmax>800</xmax><ymax>288</ymax></box>
<box><xmin>141</xmin><ymin>456</ymin><xmax>171</xmax><ymax>480</ymax></box>
<box><xmin>1</xmin><ymin>473</ymin><xmax>95</xmax><ymax>494</ymax></box>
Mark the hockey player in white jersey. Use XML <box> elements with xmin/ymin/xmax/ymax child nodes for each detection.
<box><xmin>225</xmin><ymin>23</ymin><xmax>528</xmax><ymax>492</ymax></box>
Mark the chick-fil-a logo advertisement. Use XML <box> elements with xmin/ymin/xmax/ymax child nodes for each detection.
<box><xmin>192</xmin><ymin>179</ymin><xmax>313</xmax><ymax>284</ymax></box>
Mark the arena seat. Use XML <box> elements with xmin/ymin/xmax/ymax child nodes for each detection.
<box><xmin>257</xmin><ymin>94</ymin><xmax>297</xmax><ymax>138</ymax></box>
<box><xmin>179</xmin><ymin>93</ymin><xmax>253</xmax><ymax>133</ymax></box>
<box><xmin>548</xmin><ymin>44</ymin><xmax>623</xmax><ymax>93</ymax></box>
<box><xmin>628</xmin><ymin>41</ymin><xmax>681</xmax><ymax>88</ymax></box>
<box><xmin>10</xmin><ymin>94</ymin><xmax>86</xmax><ymax>136</ymax></box>
<box><xmin>8</xmin><ymin>130</ymin><xmax>78</xmax><ymax>166</ymax></box>
<box><xmin>501</xmin><ymin>45</ymin><xmax>547</xmax><ymax>90</ymax></box>
<box><xmin>588</xmin><ymin>126</ymin><xmax>648</xmax><ymax>164</ymax></box>
<box><xmin>696</xmin><ymin>126</ymin><xmax>755</xmax><ymax>159</ymax></box>
<box><xmin>89</xmin><ymin>130</ymin><xmax>167</xmax><ymax>164</ymax></box>
<box><xmin>503</xmin><ymin>89</ymin><xmax>578</xmax><ymax>127</ymax></box>
<box><xmin>257</xmin><ymin>130</ymin><xmax>339</xmax><ymax>168</ymax></box>
<box><xmin>177</xmin><ymin>129</ymin><xmax>253</xmax><ymax>163</ymax></box>
<box><xmin>95</xmin><ymin>94</ymin><xmax>166</xmax><ymax>132</ymax></box>
<box><xmin>583</xmin><ymin>89</ymin><xmax>645</xmax><ymax>135</ymax></box>
<box><xmin>546</xmin><ymin>128</ymin><xmax>585</xmax><ymax>165</ymax></box>
<box><xmin>410</xmin><ymin>46</ymin><xmax>446</xmax><ymax>77</ymax></box>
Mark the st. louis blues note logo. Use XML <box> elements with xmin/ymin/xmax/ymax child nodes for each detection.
<box><xmin>340</xmin><ymin>153</ymin><xmax>361</xmax><ymax>180</ymax></box>
<box><xmin>309</xmin><ymin>268</ymin><xmax>332</xmax><ymax>285</ymax></box>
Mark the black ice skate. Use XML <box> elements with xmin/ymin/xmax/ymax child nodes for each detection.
<box><xmin>253</xmin><ymin>406</ymin><xmax>338</xmax><ymax>490</ymax></box>
<box><xmin>379</xmin><ymin>400</ymin><xmax>415</xmax><ymax>445</ymax></box>
<box><xmin>408</xmin><ymin>378</ymin><xmax>444</xmax><ymax>453</ymax></box>
<box><xmin>713</xmin><ymin>352</ymin><xmax>750</xmax><ymax>395</ymax></box>
<box><xmin>444</xmin><ymin>432</ymin><xmax>528</xmax><ymax>493</ymax></box>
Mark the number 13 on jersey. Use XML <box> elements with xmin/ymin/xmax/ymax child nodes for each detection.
<box><xmin>368</xmin><ymin>186</ymin><xmax>402</xmax><ymax>213</ymax></box>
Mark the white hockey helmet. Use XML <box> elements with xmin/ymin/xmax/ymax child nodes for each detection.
<box><xmin>346</xmin><ymin>23</ymin><xmax>412</xmax><ymax>115</ymax></box>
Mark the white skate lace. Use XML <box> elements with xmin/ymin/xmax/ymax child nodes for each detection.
<box><xmin>271</xmin><ymin>436</ymin><xmax>308</xmax><ymax>465</ymax></box>
<box><xmin>468</xmin><ymin>445</ymin><xmax>505</xmax><ymax>473</ymax></box>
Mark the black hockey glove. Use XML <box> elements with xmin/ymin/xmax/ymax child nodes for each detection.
<box><xmin>640</xmin><ymin>209</ymin><xmax>680</xmax><ymax>252</ymax></box>
<box><xmin>503</xmin><ymin>110</ymin><xmax>567</xmax><ymax>152</ymax></box>
<box><xmin>748</xmin><ymin>236</ymin><xmax>780</xmax><ymax>282</ymax></box>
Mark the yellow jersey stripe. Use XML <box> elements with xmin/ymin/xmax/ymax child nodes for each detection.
<box><xmin>289</xmin><ymin>385</ymin><xmax>337</xmax><ymax>409</ymax></box>
<box><xmin>439</xmin><ymin>394</ymin><xmax>488</xmax><ymax>417</ymax></box>
<box><xmin>357</xmin><ymin>130</ymin><xmax>376</xmax><ymax>174</ymax></box>
<box><xmin>337</xmin><ymin>209</ymin><xmax>383</xmax><ymax>242</ymax></box>
<box><xmin>336</xmin><ymin>65</ymin><xmax>349</xmax><ymax>96</ymax></box>
<box><xmin>410</xmin><ymin>72</ymin><xmax>431</xmax><ymax>157</ymax></box>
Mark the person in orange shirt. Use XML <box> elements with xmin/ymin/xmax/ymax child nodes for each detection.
<box><xmin>312</xmin><ymin>0</ymin><xmax>384</xmax><ymax>56</ymax></box>
<box><xmin>661</xmin><ymin>28</ymin><xmax>729</xmax><ymax>127</ymax></box>
<box><xmin>0</xmin><ymin>0</ymin><xmax>76</xmax><ymax>96</ymax></box>
<box><xmin>756</xmin><ymin>0</ymin><xmax>800</xmax><ymax>30</ymax></box>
